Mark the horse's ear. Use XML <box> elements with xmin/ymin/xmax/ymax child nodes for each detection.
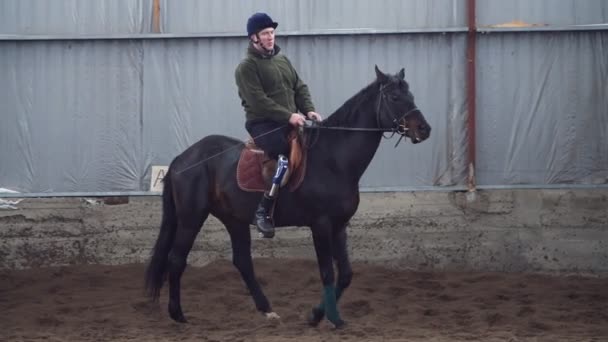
<box><xmin>375</xmin><ymin>65</ymin><xmax>388</xmax><ymax>83</ymax></box>
<box><xmin>398</xmin><ymin>68</ymin><xmax>405</xmax><ymax>80</ymax></box>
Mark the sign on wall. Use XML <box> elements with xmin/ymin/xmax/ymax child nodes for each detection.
<box><xmin>150</xmin><ymin>166</ymin><xmax>168</xmax><ymax>192</ymax></box>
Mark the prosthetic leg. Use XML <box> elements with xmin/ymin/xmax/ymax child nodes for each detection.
<box><xmin>254</xmin><ymin>154</ymin><xmax>288</xmax><ymax>238</ymax></box>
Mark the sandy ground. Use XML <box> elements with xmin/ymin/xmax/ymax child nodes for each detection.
<box><xmin>1</xmin><ymin>258</ymin><xmax>607</xmax><ymax>342</ymax></box>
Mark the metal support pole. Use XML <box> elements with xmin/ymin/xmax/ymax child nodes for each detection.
<box><xmin>466</xmin><ymin>0</ymin><xmax>477</xmax><ymax>194</ymax></box>
<box><xmin>152</xmin><ymin>0</ymin><xmax>161</xmax><ymax>33</ymax></box>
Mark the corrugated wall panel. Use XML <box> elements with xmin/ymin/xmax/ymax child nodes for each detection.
<box><xmin>5</xmin><ymin>1</ymin><xmax>607</xmax><ymax>37</ymax></box>
<box><xmin>0</xmin><ymin>40</ymin><xmax>144</xmax><ymax>192</ymax></box>
<box><xmin>0</xmin><ymin>0</ymin><xmax>150</xmax><ymax>35</ymax></box>
<box><xmin>478</xmin><ymin>0</ymin><xmax>608</xmax><ymax>27</ymax></box>
<box><xmin>477</xmin><ymin>31</ymin><xmax>608</xmax><ymax>185</ymax></box>
<box><xmin>141</xmin><ymin>37</ymin><xmax>248</xmax><ymax>170</ymax></box>
<box><xmin>160</xmin><ymin>0</ymin><xmax>466</xmax><ymax>34</ymax></box>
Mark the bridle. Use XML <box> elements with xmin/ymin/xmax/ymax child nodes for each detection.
<box><xmin>304</xmin><ymin>83</ymin><xmax>419</xmax><ymax>147</ymax></box>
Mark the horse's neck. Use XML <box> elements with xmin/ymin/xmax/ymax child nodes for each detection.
<box><xmin>315</xmin><ymin>97</ymin><xmax>383</xmax><ymax>183</ymax></box>
<box><xmin>335</xmin><ymin>128</ymin><xmax>383</xmax><ymax>183</ymax></box>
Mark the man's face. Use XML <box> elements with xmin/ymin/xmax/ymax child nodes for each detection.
<box><xmin>252</xmin><ymin>27</ymin><xmax>275</xmax><ymax>50</ymax></box>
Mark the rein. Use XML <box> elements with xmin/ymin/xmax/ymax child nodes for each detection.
<box><xmin>304</xmin><ymin>85</ymin><xmax>419</xmax><ymax>147</ymax></box>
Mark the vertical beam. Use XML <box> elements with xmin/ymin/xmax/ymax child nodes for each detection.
<box><xmin>152</xmin><ymin>0</ymin><xmax>161</xmax><ymax>33</ymax></box>
<box><xmin>466</xmin><ymin>0</ymin><xmax>477</xmax><ymax>192</ymax></box>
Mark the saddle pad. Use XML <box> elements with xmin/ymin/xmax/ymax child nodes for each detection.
<box><xmin>236</xmin><ymin>130</ymin><xmax>308</xmax><ymax>193</ymax></box>
<box><xmin>236</xmin><ymin>148</ymin><xmax>267</xmax><ymax>192</ymax></box>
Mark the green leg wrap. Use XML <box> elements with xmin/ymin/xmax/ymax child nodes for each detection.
<box><xmin>315</xmin><ymin>286</ymin><xmax>344</xmax><ymax>312</ymax></box>
<box><xmin>321</xmin><ymin>285</ymin><xmax>341</xmax><ymax>324</ymax></box>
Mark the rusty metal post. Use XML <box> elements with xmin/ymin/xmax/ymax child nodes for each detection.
<box><xmin>466</xmin><ymin>0</ymin><xmax>477</xmax><ymax>194</ymax></box>
<box><xmin>152</xmin><ymin>0</ymin><xmax>161</xmax><ymax>33</ymax></box>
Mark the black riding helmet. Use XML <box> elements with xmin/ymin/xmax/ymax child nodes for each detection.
<box><xmin>246</xmin><ymin>12</ymin><xmax>278</xmax><ymax>37</ymax></box>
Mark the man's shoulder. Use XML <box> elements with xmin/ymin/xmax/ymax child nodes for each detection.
<box><xmin>237</xmin><ymin>54</ymin><xmax>257</xmax><ymax>66</ymax></box>
<box><xmin>235</xmin><ymin>56</ymin><xmax>257</xmax><ymax>74</ymax></box>
<box><xmin>275</xmin><ymin>54</ymin><xmax>293</xmax><ymax>67</ymax></box>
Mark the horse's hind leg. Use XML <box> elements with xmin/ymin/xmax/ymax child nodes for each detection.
<box><xmin>308</xmin><ymin>225</ymin><xmax>352</xmax><ymax>327</ymax></box>
<box><xmin>167</xmin><ymin>212</ymin><xmax>208</xmax><ymax>323</ymax></box>
<box><xmin>225</xmin><ymin>219</ymin><xmax>274</xmax><ymax>317</ymax></box>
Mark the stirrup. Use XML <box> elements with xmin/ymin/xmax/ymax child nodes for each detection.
<box><xmin>255</xmin><ymin>216</ymin><xmax>275</xmax><ymax>238</ymax></box>
<box><xmin>256</xmin><ymin>220</ymin><xmax>275</xmax><ymax>238</ymax></box>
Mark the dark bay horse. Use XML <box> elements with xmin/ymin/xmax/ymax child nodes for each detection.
<box><xmin>145</xmin><ymin>65</ymin><xmax>431</xmax><ymax>328</ymax></box>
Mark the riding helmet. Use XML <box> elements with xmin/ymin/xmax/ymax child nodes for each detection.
<box><xmin>246</xmin><ymin>12</ymin><xmax>278</xmax><ymax>37</ymax></box>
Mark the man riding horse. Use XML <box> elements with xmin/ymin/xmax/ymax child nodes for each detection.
<box><xmin>235</xmin><ymin>12</ymin><xmax>323</xmax><ymax>238</ymax></box>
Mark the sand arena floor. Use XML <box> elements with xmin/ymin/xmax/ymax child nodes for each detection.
<box><xmin>1</xmin><ymin>258</ymin><xmax>607</xmax><ymax>342</ymax></box>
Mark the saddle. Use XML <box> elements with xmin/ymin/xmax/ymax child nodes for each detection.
<box><xmin>237</xmin><ymin>129</ymin><xmax>308</xmax><ymax>193</ymax></box>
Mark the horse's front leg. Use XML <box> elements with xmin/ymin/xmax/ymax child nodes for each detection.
<box><xmin>310</xmin><ymin>217</ymin><xmax>345</xmax><ymax>328</ymax></box>
<box><xmin>225</xmin><ymin>220</ymin><xmax>276</xmax><ymax>319</ymax></box>
<box><xmin>308</xmin><ymin>226</ymin><xmax>352</xmax><ymax>327</ymax></box>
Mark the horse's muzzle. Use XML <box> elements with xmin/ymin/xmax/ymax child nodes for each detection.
<box><xmin>409</xmin><ymin>121</ymin><xmax>431</xmax><ymax>144</ymax></box>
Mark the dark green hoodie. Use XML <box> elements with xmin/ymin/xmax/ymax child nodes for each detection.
<box><xmin>235</xmin><ymin>43</ymin><xmax>315</xmax><ymax>123</ymax></box>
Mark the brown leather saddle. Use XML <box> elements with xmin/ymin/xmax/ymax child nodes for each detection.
<box><xmin>236</xmin><ymin>129</ymin><xmax>307</xmax><ymax>193</ymax></box>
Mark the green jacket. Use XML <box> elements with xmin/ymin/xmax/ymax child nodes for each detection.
<box><xmin>235</xmin><ymin>43</ymin><xmax>315</xmax><ymax>123</ymax></box>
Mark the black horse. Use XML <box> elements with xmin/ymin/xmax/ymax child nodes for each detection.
<box><xmin>145</xmin><ymin>65</ymin><xmax>431</xmax><ymax>328</ymax></box>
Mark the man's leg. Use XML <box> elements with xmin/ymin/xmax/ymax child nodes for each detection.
<box><xmin>254</xmin><ymin>154</ymin><xmax>288</xmax><ymax>237</ymax></box>
<box><xmin>245</xmin><ymin>120</ymin><xmax>291</xmax><ymax>238</ymax></box>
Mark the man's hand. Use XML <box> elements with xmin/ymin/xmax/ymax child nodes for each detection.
<box><xmin>289</xmin><ymin>113</ymin><xmax>306</xmax><ymax>127</ymax></box>
<box><xmin>306</xmin><ymin>111</ymin><xmax>323</xmax><ymax>122</ymax></box>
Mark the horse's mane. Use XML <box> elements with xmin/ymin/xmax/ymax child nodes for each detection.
<box><xmin>321</xmin><ymin>80</ymin><xmax>380</xmax><ymax>127</ymax></box>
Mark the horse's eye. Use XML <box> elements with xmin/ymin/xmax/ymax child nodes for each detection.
<box><xmin>390</xmin><ymin>94</ymin><xmax>399</xmax><ymax>102</ymax></box>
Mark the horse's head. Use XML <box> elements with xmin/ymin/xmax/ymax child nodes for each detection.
<box><xmin>374</xmin><ymin>65</ymin><xmax>431</xmax><ymax>144</ymax></box>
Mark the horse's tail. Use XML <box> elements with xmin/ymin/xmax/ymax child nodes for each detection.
<box><xmin>144</xmin><ymin>167</ymin><xmax>177</xmax><ymax>301</ymax></box>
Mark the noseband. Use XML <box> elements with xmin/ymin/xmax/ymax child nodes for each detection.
<box><xmin>376</xmin><ymin>83</ymin><xmax>419</xmax><ymax>147</ymax></box>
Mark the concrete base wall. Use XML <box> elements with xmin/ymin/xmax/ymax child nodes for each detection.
<box><xmin>1</xmin><ymin>189</ymin><xmax>607</xmax><ymax>275</ymax></box>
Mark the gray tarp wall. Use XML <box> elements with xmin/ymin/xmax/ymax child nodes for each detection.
<box><xmin>1</xmin><ymin>0</ymin><xmax>607</xmax><ymax>194</ymax></box>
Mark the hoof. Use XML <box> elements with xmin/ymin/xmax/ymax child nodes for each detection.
<box><xmin>169</xmin><ymin>303</ymin><xmax>187</xmax><ymax>323</ymax></box>
<box><xmin>265</xmin><ymin>312</ymin><xmax>281</xmax><ymax>320</ymax></box>
<box><xmin>170</xmin><ymin>312</ymin><xmax>188</xmax><ymax>323</ymax></box>
<box><xmin>307</xmin><ymin>307</ymin><xmax>324</xmax><ymax>327</ymax></box>
<box><xmin>332</xmin><ymin>319</ymin><xmax>346</xmax><ymax>330</ymax></box>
